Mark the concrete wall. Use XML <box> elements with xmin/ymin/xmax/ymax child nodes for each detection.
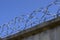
<box><xmin>3</xmin><ymin>17</ymin><xmax>60</xmax><ymax>40</ymax></box>
<box><xmin>22</xmin><ymin>26</ymin><xmax>60</xmax><ymax>40</ymax></box>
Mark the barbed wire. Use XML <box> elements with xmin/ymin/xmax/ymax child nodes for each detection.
<box><xmin>0</xmin><ymin>0</ymin><xmax>60</xmax><ymax>38</ymax></box>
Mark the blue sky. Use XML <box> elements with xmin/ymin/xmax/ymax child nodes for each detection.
<box><xmin>0</xmin><ymin>0</ymin><xmax>60</xmax><ymax>38</ymax></box>
<box><xmin>0</xmin><ymin>0</ymin><xmax>54</xmax><ymax>25</ymax></box>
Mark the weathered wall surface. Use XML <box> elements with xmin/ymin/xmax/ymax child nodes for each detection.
<box><xmin>22</xmin><ymin>26</ymin><xmax>60</xmax><ymax>40</ymax></box>
<box><xmin>3</xmin><ymin>17</ymin><xmax>60</xmax><ymax>40</ymax></box>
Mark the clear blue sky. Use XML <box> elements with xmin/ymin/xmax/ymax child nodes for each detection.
<box><xmin>0</xmin><ymin>0</ymin><xmax>54</xmax><ymax>25</ymax></box>
<box><xmin>0</xmin><ymin>0</ymin><xmax>59</xmax><ymax>38</ymax></box>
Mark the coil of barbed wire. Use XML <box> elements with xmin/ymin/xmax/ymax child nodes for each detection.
<box><xmin>0</xmin><ymin>0</ymin><xmax>60</xmax><ymax>38</ymax></box>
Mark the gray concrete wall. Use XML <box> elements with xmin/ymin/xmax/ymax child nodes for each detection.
<box><xmin>3</xmin><ymin>17</ymin><xmax>60</xmax><ymax>40</ymax></box>
<box><xmin>22</xmin><ymin>26</ymin><xmax>60</xmax><ymax>40</ymax></box>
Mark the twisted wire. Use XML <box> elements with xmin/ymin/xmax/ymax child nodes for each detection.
<box><xmin>0</xmin><ymin>0</ymin><xmax>60</xmax><ymax>38</ymax></box>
